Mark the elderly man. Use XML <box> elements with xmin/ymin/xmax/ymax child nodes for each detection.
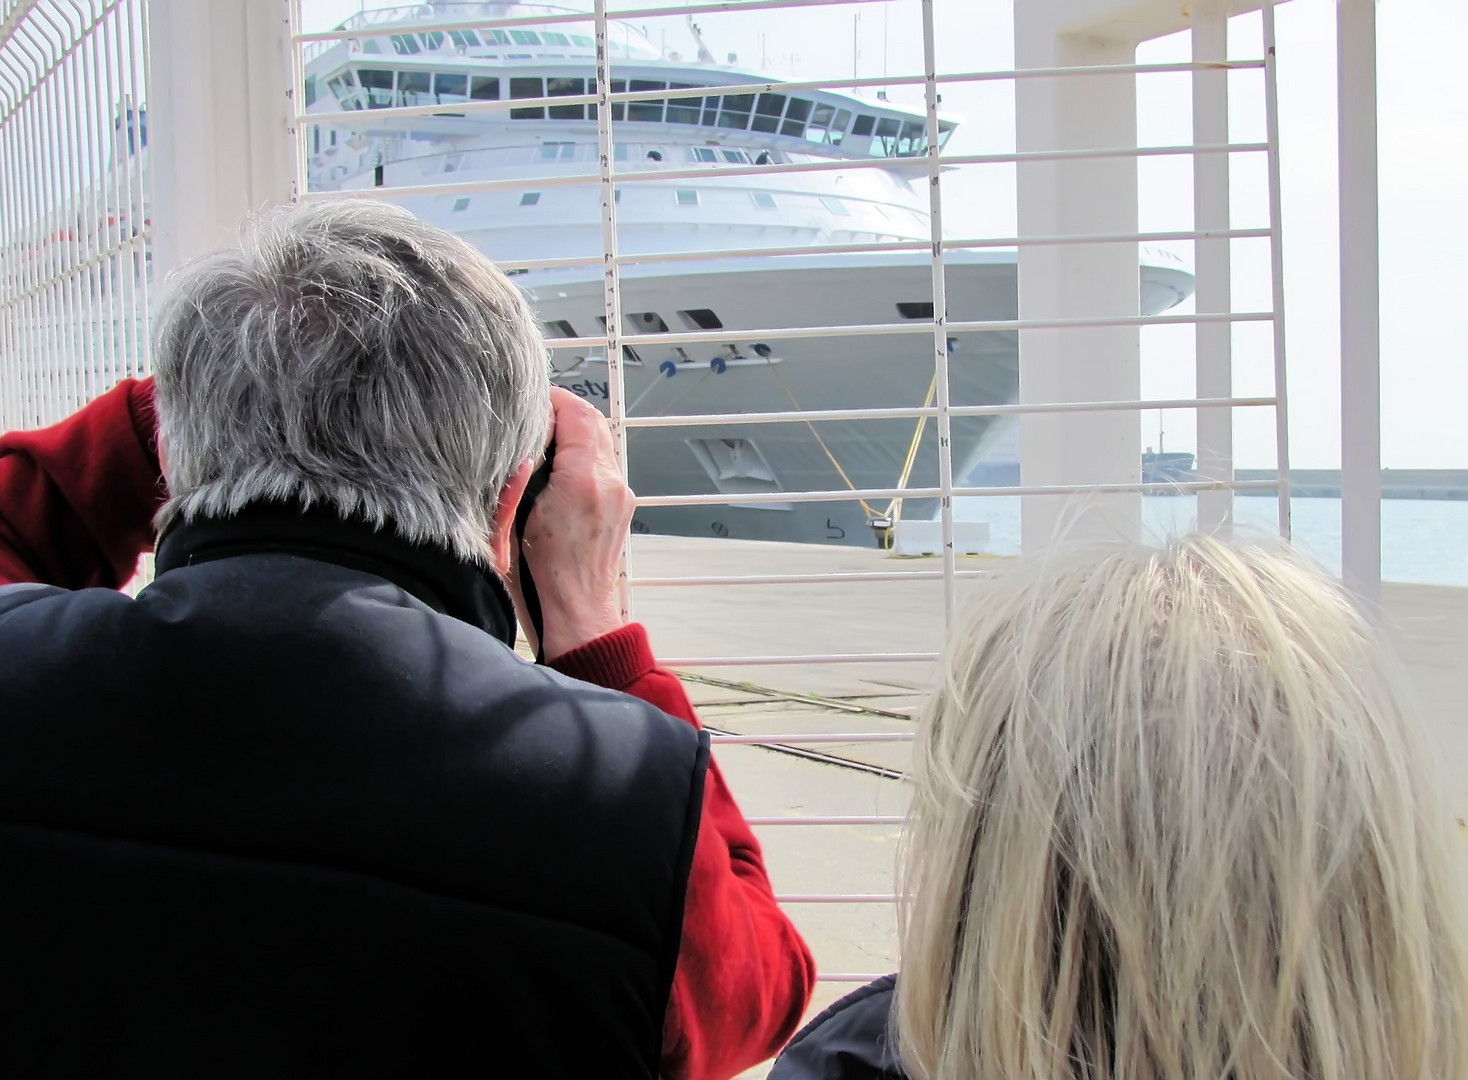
<box><xmin>0</xmin><ymin>201</ymin><xmax>813</xmax><ymax>1078</ymax></box>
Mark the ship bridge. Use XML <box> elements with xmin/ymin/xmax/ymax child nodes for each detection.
<box><xmin>1</xmin><ymin>0</ymin><xmax>1450</xmax><ymax>1067</ymax></box>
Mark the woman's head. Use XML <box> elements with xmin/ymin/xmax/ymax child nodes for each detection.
<box><xmin>897</xmin><ymin>535</ymin><xmax>1468</xmax><ymax>1080</ymax></box>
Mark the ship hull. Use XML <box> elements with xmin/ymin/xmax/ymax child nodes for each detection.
<box><xmin>515</xmin><ymin>250</ymin><xmax>1192</xmax><ymax>547</ymax></box>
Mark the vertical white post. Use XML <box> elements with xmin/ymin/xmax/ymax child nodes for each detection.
<box><xmin>149</xmin><ymin>0</ymin><xmax>293</xmax><ymax>279</ymax></box>
<box><xmin>1337</xmin><ymin>0</ymin><xmax>1382</xmax><ymax>609</ymax></box>
<box><xmin>919</xmin><ymin>0</ymin><xmax>956</xmax><ymax>627</ymax></box>
<box><xmin>1014</xmin><ymin>10</ymin><xmax>1142</xmax><ymax>550</ymax></box>
<box><xmin>1260</xmin><ymin>0</ymin><xmax>1293</xmax><ymax>539</ymax></box>
<box><xmin>1193</xmin><ymin>4</ymin><xmax>1233</xmax><ymax>534</ymax></box>
<box><xmin>593</xmin><ymin>0</ymin><xmax>632</xmax><ymax>621</ymax></box>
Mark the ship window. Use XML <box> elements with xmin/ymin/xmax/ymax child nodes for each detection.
<box><xmin>806</xmin><ymin>102</ymin><xmax>836</xmax><ymax>142</ymax></box>
<box><xmin>543</xmin><ymin>319</ymin><xmax>578</xmax><ymax>338</ymax></box>
<box><xmin>509</xmin><ymin>30</ymin><xmax>541</xmax><ymax>45</ymax></box>
<box><xmin>629</xmin><ymin>312</ymin><xmax>670</xmax><ymax>333</ymax></box>
<box><xmin>520</xmin><ymin>191</ymin><xmax>541</xmax><ymax>206</ymax></box>
<box><xmin>897</xmin><ymin>302</ymin><xmax>935</xmax><ymax>319</ymax></box>
<box><xmin>851</xmin><ymin>114</ymin><xmax>876</xmax><ymax>137</ymax></box>
<box><xmin>570</xmin><ymin>34</ymin><xmax>594</xmax><ymax>47</ymax></box>
<box><xmin>718</xmin><ymin>93</ymin><xmax>754</xmax><ymax>130</ymax></box>
<box><xmin>434</xmin><ymin>73</ymin><xmax>468</xmax><ymax>103</ymax></box>
<box><xmin>820</xmin><ymin>196</ymin><xmax>850</xmax><ymax>216</ymax></box>
<box><xmin>701</xmin><ymin>97</ymin><xmax>721</xmax><ymax>126</ymax></box>
<box><xmin>423</xmin><ymin>31</ymin><xmax>446</xmax><ymax>50</ymax></box>
<box><xmin>483</xmin><ymin>29</ymin><xmax>510</xmax><ymax>45</ymax></box>
<box><xmin>751</xmin><ymin>191</ymin><xmax>777</xmax><ymax>209</ymax></box>
<box><xmin>780</xmin><ymin>97</ymin><xmax>811</xmax><ymax>137</ymax></box>
<box><xmin>400</xmin><ymin>70</ymin><xmax>432</xmax><ymax>106</ymax></box>
<box><xmin>613</xmin><ymin>143</ymin><xmax>628</xmax><ymax>161</ymax></box>
<box><xmin>691</xmin><ymin>146</ymin><xmax>718</xmax><ymax>163</ymax></box>
<box><xmin>390</xmin><ymin>34</ymin><xmax>421</xmax><ymax>55</ymax></box>
<box><xmin>873</xmin><ymin>116</ymin><xmax>901</xmax><ymax>155</ymax></box>
<box><xmin>627</xmin><ymin>80</ymin><xmax>666</xmax><ymax>122</ymax></box>
<box><xmin>898</xmin><ymin>120</ymin><xmax>926</xmax><ymax>156</ymax></box>
<box><xmin>547</xmin><ymin>77</ymin><xmax>584</xmax><ymax>119</ymax></box>
<box><xmin>680</xmin><ymin>309</ymin><xmax>723</xmax><ymax>330</ymax></box>
<box><xmin>939</xmin><ymin>121</ymin><xmax>955</xmax><ymax>148</ymax></box>
<box><xmin>304</xmin><ymin>75</ymin><xmax>319</xmax><ymax>107</ymax></box>
<box><xmin>447</xmin><ymin>29</ymin><xmax>480</xmax><ymax>48</ymax></box>
<box><xmin>676</xmin><ymin>189</ymin><xmax>699</xmax><ymax>206</ymax></box>
<box><xmin>541</xmin><ymin>141</ymin><xmax>576</xmax><ymax>161</ymax></box>
<box><xmin>510</xmin><ymin>77</ymin><xmax>544</xmax><ymax>119</ymax></box>
<box><xmin>751</xmin><ymin>93</ymin><xmax>786</xmax><ymax>133</ymax></box>
<box><xmin>721</xmin><ymin>149</ymin><xmax>750</xmax><ymax>163</ymax></box>
<box><xmin>611</xmin><ymin>79</ymin><xmax>626</xmax><ymax>121</ymax></box>
<box><xmin>469</xmin><ymin>76</ymin><xmax>499</xmax><ymax>101</ymax></box>
<box><xmin>452</xmin><ymin>196</ymin><xmax>471</xmax><ymax>212</ymax></box>
<box><xmin>666</xmin><ymin>83</ymin><xmax>700</xmax><ymax>124</ymax></box>
<box><xmin>542</xmin><ymin>32</ymin><xmax>570</xmax><ymax>46</ymax></box>
<box><xmin>614</xmin><ymin>188</ymin><xmax>622</xmax><ymax>203</ymax></box>
<box><xmin>358</xmin><ymin>68</ymin><xmax>395</xmax><ymax>109</ymax></box>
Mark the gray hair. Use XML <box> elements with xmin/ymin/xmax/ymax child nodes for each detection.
<box><xmin>151</xmin><ymin>199</ymin><xmax>551</xmax><ymax>563</ymax></box>
<box><xmin>897</xmin><ymin>534</ymin><xmax>1468</xmax><ymax>1080</ymax></box>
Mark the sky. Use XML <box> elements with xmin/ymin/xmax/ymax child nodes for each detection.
<box><xmin>303</xmin><ymin>0</ymin><xmax>1468</xmax><ymax>469</ymax></box>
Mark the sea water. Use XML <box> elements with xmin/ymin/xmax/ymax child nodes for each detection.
<box><xmin>953</xmin><ymin>495</ymin><xmax>1468</xmax><ymax>587</ymax></box>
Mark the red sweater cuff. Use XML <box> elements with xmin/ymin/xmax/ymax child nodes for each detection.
<box><xmin>548</xmin><ymin>623</ymin><xmax>656</xmax><ymax>691</ymax></box>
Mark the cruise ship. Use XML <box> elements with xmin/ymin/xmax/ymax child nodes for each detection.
<box><xmin>301</xmin><ymin>1</ymin><xmax>1194</xmax><ymax>547</ymax></box>
<box><xmin>10</xmin><ymin>1</ymin><xmax>1193</xmax><ymax>549</ymax></box>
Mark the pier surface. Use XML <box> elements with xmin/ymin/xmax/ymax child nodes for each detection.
<box><xmin>622</xmin><ymin>535</ymin><xmax>1468</xmax><ymax>1077</ymax></box>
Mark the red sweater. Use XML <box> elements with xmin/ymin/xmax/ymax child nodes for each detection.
<box><xmin>0</xmin><ymin>379</ymin><xmax>815</xmax><ymax>1080</ymax></box>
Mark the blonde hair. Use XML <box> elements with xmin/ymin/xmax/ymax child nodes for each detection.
<box><xmin>896</xmin><ymin>534</ymin><xmax>1468</xmax><ymax>1080</ymax></box>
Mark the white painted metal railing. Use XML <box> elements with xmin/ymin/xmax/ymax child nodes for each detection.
<box><xmin>283</xmin><ymin>0</ymin><xmax>1296</xmax><ymax>970</ymax></box>
<box><xmin>0</xmin><ymin>0</ymin><xmax>151</xmax><ymax>432</ymax></box>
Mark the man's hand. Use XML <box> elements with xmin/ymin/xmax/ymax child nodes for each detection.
<box><xmin>511</xmin><ymin>388</ymin><xmax>634</xmax><ymax>662</ymax></box>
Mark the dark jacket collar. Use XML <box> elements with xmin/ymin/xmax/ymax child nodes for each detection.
<box><xmin>154</xmin><ymin>500</ymin><xmax>517</xmax><ymax>647</ymax></box>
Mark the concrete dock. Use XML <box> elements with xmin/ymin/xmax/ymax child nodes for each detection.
<box><xmin>620</xmin><ymin>535</ymin><xmax>1468</xmax><ymax>1076</ymax></box>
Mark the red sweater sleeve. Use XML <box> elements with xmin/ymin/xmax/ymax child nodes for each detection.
<box><xmin>553</xmin><ymin>626</ymin><xmax>817</xmax><ymax>1080</ymax></box>
<box><xmin>0</xmin><ymin>378</ymin><xmax>164</xmax><ymax>589</ymax></box>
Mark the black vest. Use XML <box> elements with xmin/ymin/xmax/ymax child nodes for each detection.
<box><xmin>0</xmin><ymin>503</ymin><xmax>708</xmax><ymax>1079</ymax></box>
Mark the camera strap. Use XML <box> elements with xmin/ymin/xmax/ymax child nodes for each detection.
<box><xmin>513</xmin><ymin>443</ymin><xmax>555</xmax><ymax>664</ymax></box>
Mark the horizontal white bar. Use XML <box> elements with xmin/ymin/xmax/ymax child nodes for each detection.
<box><xmin>623</xmin><ymin>396</ymin><xmax>1276</xmax><ymax>431</ymax></box>
<box><xmin>293</xmin><ymin>0</ymin><xmax>887</xmax><ymax>42</ymax></box>
<box><xmin>632</xmin><ymin>570</ymin><xmax>989</xmax><ymax>586</ymax></box>
<box><xmin>306</xmin><ymin>171</ymin><xmax>602</xmax><ymax>200</ymax></box>
<box><xmin>310</xmin><ymin>142</ymin><xmax>1268</xmax><ymax>203</ymax></box>
<box><xmin>606</xmin><ymin>142</ymin><xmax>1268</xmax><ymax>190</ymax></box>
<box><xmin>635</xmin><ymin>487</ymin><xmax>941</xmax><ymax>507</ymax></box>
<box><xmin>495</xmin><ymin>227</ymin><xmax>1271</xmax><ymax>274</ymax></box>
<box><xmin>776</xmin><ymin>894</ymin><xmax>898</xmax><ymax>904</ymax></box>
<box><xmin>545</xmin><ymin>336</ymin><xmax>607</xmax><ymax>350</ymax></box>
<box><xmin>636</xmin><ymin>476</ymin><xmax>1278</xmax><ymax>510</ymax></box>
<box><xmin>745</xmin><ymin>816</ymin><xmax>904</xmax><ymax>826</ymax></box>
<box><xmin>944</xmin><ymin>310</ymin><xmax>1273</xmax><ymax>335</ymax></box>
<box><xmin>954</xmin><ymin>479</ymin><xmax>1281</xmax><ymax>498</ymax></box>
<box><xmin>619</xmin><ymin>310</ymin><xmax>1271</xmax><ymax>348</ymax></box>
<box><xmin>608</xmin><ymin>227</ymin><xmax>1272</xmax><ymax>270</ymax></box>
<box><xmin>708</xmin><ymin>731</ymin><xmax>917</xmax><ymax>742</ymax></box>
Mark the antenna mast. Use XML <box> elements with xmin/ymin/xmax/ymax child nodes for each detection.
<box><xmin>686</xmin><ymin>16</ymin><xmax>715</xmax><ymax>64</ymax></box>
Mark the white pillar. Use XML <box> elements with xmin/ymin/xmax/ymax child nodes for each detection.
<box><xmin>1015</xmin><ymin>9</ymin><xmax>1142</xmax><ymax>551</ymax></box>
<box><xmin>149</xmin><ymin>0</ymin><xmax>294</xmax><ymax>278</ymax></box>
<box><xmin>1192</xmin><ymin>4</ymin><xmax>1233</xmax><ymax>533</ymax></box>
<box><xmin>1337</xmin><ymin>0</ymin><xmax>1381</xmax><ymax>609</ymax></box>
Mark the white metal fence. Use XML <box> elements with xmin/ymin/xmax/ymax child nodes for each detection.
<box><xmin>0</xmin><ymin>0</ymin><xmax>151</xmax><ymax>432</ymax></box>
<box><xmin>0</xmin><ymin>0</ymin><xmax>1302</xmax><ymax>1003</ymax></box>
<box><xmin>287</xmin><ymin>0</ymin><xmax>1291</xmax><ymax>993</ymax></box>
